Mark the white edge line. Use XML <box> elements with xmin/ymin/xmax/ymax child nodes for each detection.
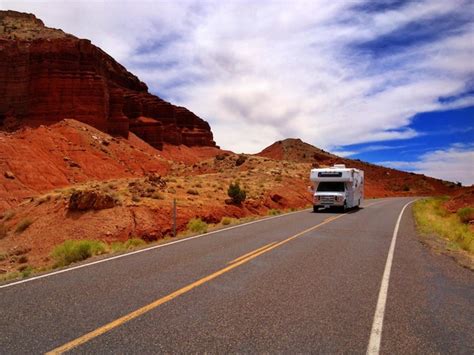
<box><xmin>0</xmin><ymin>198</ymin><xmax>389</xmax><ymax>290</ymax></box>
<box><xmin>366</xmin><ymin>199</ymin><xmax>416</xmax><ymax>355</ymax></box>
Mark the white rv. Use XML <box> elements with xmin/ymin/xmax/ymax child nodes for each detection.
<box><xmin>309</xmin><ymin>164</ymin><xmax>364</xmax><ymax>212</ymax></box>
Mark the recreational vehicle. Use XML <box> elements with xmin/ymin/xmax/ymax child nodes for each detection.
<box><xmin>309</xmin><ymin>164</ymin><xmax>364</xmax><ymax>212</ymax></box>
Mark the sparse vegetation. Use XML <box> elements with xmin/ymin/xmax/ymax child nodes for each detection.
<box><xmin>402</xmin><ymin>184</ymin><xmax>410</xmax><ymax>192</ymax></box>
<box><xmin>187</xmin><ymin>218</ymin><xmax>208</xmax><ymax>233</ymax></box>
<box><xmin>19</xmin><ymin>265</ymin><xmax>33</xmax><ymax>278</ymax></box>
<box><xmin>15</xmin><ymin>218</ymin><xmax>33</xmax><ymax>233</ymax></box>
<box><xmin>268</xmin><ymin>209</ymin><xmax>281</xmax><ymax>216</ymax></box>
<box><xmin>235</xmin><ymin>155</ymin><xmax>247</xmax><ymax>166</ymax></box>
<box><xmin>111</xmin><ymin>238</ymin><xmax>146</xmax><ymax>252</ymax></box>
<box><xmin>187</xmin><ymin>189</ymin><xmax>199</xmax><ymax>195</ymax></box>
<box><xmin>221</xmin><ymin>217</ymin><xmax>233</xmax><ymax>225</ymax></box>
<box><xmin>227</xmin><ymin>182</ymin><xmax>246</xmax><ymax>205</ymax></box>
<box><xmin>413</xmin><ymin>197</ymin><xmax>473</xmax><ymax>253</ymax></box>
<box><xmin>457</xmin><ymin>207</ymin><xmax>474</xmax><ymax>224</ymax></box>
<box><xmin>151</xmin><ymin>192</ymin><xmax>165</xmax><ymax>200</ymax></box>
<box><xmin>52</xmin><ymin>240</ymin><xmax>107</xmax><ymax>267</ymax></box>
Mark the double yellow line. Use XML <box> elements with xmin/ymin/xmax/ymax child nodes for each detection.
<box><xmin>47</xmin><ymin>214</ymin><xmax>346</xmax><ymax>354</ymax></box>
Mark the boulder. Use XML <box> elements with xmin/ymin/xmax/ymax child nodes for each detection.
<box><xmin>69</xmin><ymin>190</ymin><xmax>118</xmax><ymax>211</ymax></box>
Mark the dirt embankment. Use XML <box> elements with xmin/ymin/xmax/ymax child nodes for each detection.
<box><xmin>0</xmin><ymin>121</ymin><xmax>469</xmax><ymax>274</ymax></box>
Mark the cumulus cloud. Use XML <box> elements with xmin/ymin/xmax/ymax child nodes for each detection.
<box><xmin>380</xmin><ymin>144</ymin><xmax>474</xmax><ymax>185</ymax></box>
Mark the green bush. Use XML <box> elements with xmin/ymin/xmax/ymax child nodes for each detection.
<box><xmin>15</xmin><ymin>218</ymin><xmax>33</xmax><ymax>233</ymax></box>
<box><xmin>52</xmin><ymin>240</ymin><xmax>106</xmax><ymax>267</ymax></box>
<box><xmin>187</xmin><ymin>218</ymin><xmax>208</xmax><ymax>233</ymax></box>
<box><xmin>227</xmin><ymin>182</ymin><xmax>246</xmax><ymax>205</ymax></box>
<box><xmin>457</xmin><ymin>207</ymin><xmax>474</xmax><ymax>224</ymax></box>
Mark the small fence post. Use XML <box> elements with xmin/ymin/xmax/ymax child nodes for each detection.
<box><xmin>172</xmin><ymin>198</ymin><xmax>177</xmax><ymax>238</ymax></box>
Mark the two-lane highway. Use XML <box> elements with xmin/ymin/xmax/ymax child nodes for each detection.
<box><xmin>0</xmin><ymin>198</ymin><xmax>472</xmax><ymax>353</ymax></box>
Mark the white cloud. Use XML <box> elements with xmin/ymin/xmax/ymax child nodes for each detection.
<box><xmin>2</xmin><ymin>0</ymin><xmax>473</xmax><ymax>157</ymax></box>
<box><xmin>380</xmin><ymin>144</ymin><xmax>474</xmax><ymax>185</ymax></box>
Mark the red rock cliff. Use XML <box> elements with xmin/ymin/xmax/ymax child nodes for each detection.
<box><xmin>0</xmin><ymin>10</ymin><xmax>216</xmax><ymax>149</ymax></box>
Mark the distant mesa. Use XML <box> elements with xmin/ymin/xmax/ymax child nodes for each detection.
<box><xmin>0</xmin><ymin>10</ymin><xmax>216</xmax><ymax>149</ymax></box>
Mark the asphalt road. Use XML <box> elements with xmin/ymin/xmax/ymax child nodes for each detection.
<box><xmin>0</xmin><ymin>197</ymin><xmax>472</xmax><ymax>354</ymax></box>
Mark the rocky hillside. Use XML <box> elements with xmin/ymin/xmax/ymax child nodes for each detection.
<box><xmin>257</xmin><ymin>138</ymin><xmax>335</xmax><ymax>162</ymax></box>
<box><xmin>0</xmin><ymin>119</ymin><xmax>223</xmax><ymax>211</ymax></box>
<box><xmin>0</xmin><ymin>10</ymin><xmax>216</xmax><ymax>149</ymax></box>
<box><xmin>257</xmin><ymin>138</ymin><xmax>464</xmax><ymax>197</ymax></box>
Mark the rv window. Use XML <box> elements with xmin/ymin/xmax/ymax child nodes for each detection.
<box><xmin>316</xmin><ymin>182</ymin><xmax>345</xmax><ymax>192</ymax></box>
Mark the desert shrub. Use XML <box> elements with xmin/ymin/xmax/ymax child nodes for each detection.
<box><xmin>187</xmin><ymin>218</ymin><xmax>208</xmax><ymax>233</ymax></box>
<box><xmin>151</xmin><ymin>192</ymin><xmax>165</xmax><ymax>200</ymax></box>
<box><xmin>268</xmin><ymin>209</ymin><xmax>281</xmax><ymax>216</ymax></box>
<box><xmin>124</xmin><ymin>238</ymin><xmax>146</xmax><ymax>249</ymax></box>
<box><xmin>52</xmin><ymin>240</ymin><xmax>106</xmax><ymax>267</ymax></box>
<box><xmin>402</xmin><ymin>184</ymin><xmax>410</xmax><ymax>191</ymax></box>
<box><xmin>19</xmin><ymin>265</ymin><xmax>33</xmax><ymax>278</ymax></box>
<box><xmin>221</xmin><ymin>217</ymin><xmax>232</xmax><ymax>225</ymax></box>
<box><xmin>215</xmin><ymin>154</ymin><xmax>227</xmax><ymax>161</ymax></box>
<box><xmin>18</xmin><ymin>255</ymin><xmax>28</xmax><ymax>264</ymax></box>
<box><xmin>0</xmin><ymin>253</ymin><xmax>6</xmax><ymax>261</ymax></box>
<box><xmin>132</xmin><ymin>195</ymin><xmax>141</xmax><ymax>202</ymax></box>
<box><xmin>227</xmin><ymin>182</ymin><xmax>246</xmax><ymax>205</ymax></box>
<box><xmin>235</xmin><ymin>155</ymin><xmax>247</xmax><ymax>166</ymax></box>
<box><xmin>15</xmin><ymin>218</ymin><xmax>33</xmax><ymax>233</ymax></box>
<box><xmin>457</xmin><ymin>207</ymin><xmax>474</xmax><ymax>224</ymax></box>
<box><xmin>187</xmin><ymin>189</ymin><xmax>199</xmax><ymax>195</ymax></box>
<box><xmin>0</xmin><ymin>223</ymin><xmax>8</xmax><ymax>239</ymax></box>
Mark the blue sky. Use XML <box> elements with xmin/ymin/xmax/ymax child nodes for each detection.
<box><xmin>3</xmin><ymin>0</ymin><xmax>474</xmax><ymax>184</ymax></box>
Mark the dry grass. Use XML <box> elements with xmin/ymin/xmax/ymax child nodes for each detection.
<box><xmin>413</xmin><ymin>197</ymin><xmax>473</xmax><ymax>254</ymax></box>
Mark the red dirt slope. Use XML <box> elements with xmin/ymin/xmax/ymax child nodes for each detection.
<box><xmin>257</xmin><ymin>138</ymin><xmax>464</xmax><ymax>198</ymax></box>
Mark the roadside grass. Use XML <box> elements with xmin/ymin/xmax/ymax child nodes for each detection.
<box><xmin>110</xmin><ymin>238</ymin><xmax>146</xmax><ymax>252</ymax></box>
<box><xmin>413</xmin><ymin>197</ymin><xmax>474</xmax><ymax>254</ymax></box>
<box><xmin>268</xmin><ymin>209</ymin><xmax>281</xmax><ymax>216</ymax></box>
<box><xmin>187</xmin><ymin>218</ymin><xmax>208</xmax><ymax>233</ymax></box>
<box><xmin>52</xmin><ymin>240</ymin><xmax>107</xmax><ymax>267</ymax></box>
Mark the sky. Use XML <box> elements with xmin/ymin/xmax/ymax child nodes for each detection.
<box><xmin>2</xmin><ymin>0</ymin><xmax>474</xmax><ymax>185</ymax></box>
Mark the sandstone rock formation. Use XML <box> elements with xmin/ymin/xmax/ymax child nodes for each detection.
<box><xmin>0</xmin><ymin>10</ymin><xmax>216</xmax><ymax>149</ymax></box>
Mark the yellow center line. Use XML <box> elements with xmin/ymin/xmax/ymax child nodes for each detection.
<box><xmin>46</xmin><ymin>214</ymin><xmax>347</xmax><ymax>354</ymax></box>
<box><xmin>227</xmin><ymin>242</ymin><xmax>277</xmax><ymax>265</ymax></box>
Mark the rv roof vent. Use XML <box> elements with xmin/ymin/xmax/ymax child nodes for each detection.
<box><xmin>333</xmin><ymin>164</ymin><xmax>346</xmax><ymax>169</ymax></box>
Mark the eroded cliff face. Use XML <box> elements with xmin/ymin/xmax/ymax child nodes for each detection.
<box><xmin>0</xmin><ymin>10</ymin><xmax>216</xmax><ymax>149</ymax></box>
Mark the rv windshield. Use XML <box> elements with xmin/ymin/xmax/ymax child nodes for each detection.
<box><xmin>316</xmin><ymin>182</ymin><xmax>345</xmax><ymax>192</ymax></box>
